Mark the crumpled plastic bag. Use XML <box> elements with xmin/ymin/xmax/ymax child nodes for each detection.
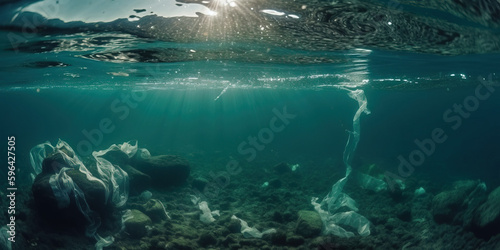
<box><xmin>231</xmin><ymin>215</ymin><xmax>276</xmax><ymax>238</ymax></box>
<box><xmin>29</xmin><ymin>139</ymin><xmax>139</xmax><ymax>248</ymax></box>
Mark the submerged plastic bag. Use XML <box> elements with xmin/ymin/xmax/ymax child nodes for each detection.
<box><xmin>29</xmin><ymin>139</ymin><xmax>138</xmax><ymax>247</ymax></box>
<box><xmin>312</xmin><ymin>89</ymin><xmax>371</xmax><ymax>238</ymax></box>
<box><xmin>29</xmin><ymin>140</ymin><xmax>72</xmax><ymax>181</ymax></box>
<box><xmin>30</xmin><ymin>139</ymin><xmax>131</xmax><ymax>210</ymax></box>
<box><xmin>357</xmin><ymin>173</ymin><xmax>388</xmax><ymax>192</ymax></box>
<box><xmin>198</xmin><ymin>201</ymin><xmax>219</xmax><ymax>224</ymax></box>
<box><xmin>231</xmin><ymin>215</ymin><xmax>276</xmax><ymax>239</ymax></box>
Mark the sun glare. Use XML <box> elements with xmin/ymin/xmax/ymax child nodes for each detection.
<box><xmin>191</xmin><ymin>0</ymin><xmax>265</xmax><ymax>42</ymax></box>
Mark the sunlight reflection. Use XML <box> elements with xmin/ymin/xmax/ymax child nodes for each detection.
<box><xmin>12</xmin><ymin>0</ymin><xmax>217</xmax><ymax>23</ymax></box>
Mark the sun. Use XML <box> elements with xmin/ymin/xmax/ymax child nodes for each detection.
<box><xmin>189</xmin><ymin>0</ymin><xmax>265</xmax><ymax>42</ymax></box>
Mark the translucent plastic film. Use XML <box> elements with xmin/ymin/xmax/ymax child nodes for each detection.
<box><xmin>29</xmin><ymin>139</ymin><xmax>134</xmax><ymax>238</ymax></box>
<box><xmin>231</xmin><ymin>215</ymin><xmax>277</xmax><ymax>239</ymax></box>
<box><xmin>312</xmin><ymin>89</ymin><xmax>371</xmax><ymax>238</ymax></box>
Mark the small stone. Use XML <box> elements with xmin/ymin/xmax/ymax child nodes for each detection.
<box><xmin>287</xmin><ymin>235</ymin><xmax>305</xmax><ymax>246</ymax></box>
<box><xmin>295</xmin><ymin>210</ymin><xmax>322</xmax><ymax>238</ymax></box>
<box><xmin>124</xmin><ymin>209</ymin><xmax>152</xmax><ymax>238</ymax></box>
<box><xmin>219</xmin><ymin>201</ymin><xmax>231</xmax><ymax>210</ymax></box>
<box><xmin>283</xmin><ymin>211</ymin><xmax>295</xmax><ymax>222</ymax></box>
<box><xmin>198</xmin><ymin>232</ymin><xmax>217</xmax><ymax>247</ymax></box>
<box><xmin>142</xmin><ymin>199</ymin><xmax>169</xmax><ymax>222</ymax></box>
<box><xmin>432</xmin><ymin>180</ymin><xmax>480</xmax><ymax>224</ymax></box>
<box><xmin>121</xmin><ymin>164</ymin><xmax>151</xmax><ymax>195</ymax></box>
<box><xmin>229</xmin><ymin>243</ymin><xmax>241</xmax><ymax>250</ymax></box>
<box><xmin>99</xmin><ymin>147</ymin><xmax>130</xmax><ymax>166</ymax></box>
<box><xmin>272</xmin><ymin>211</ymin><xmax>283</xmax><ymax>223</ymax></box>
<box><xmin>133</xmin><ymin>155</ymin><xmax>190</xmax><ymax>187</ymax></box>
<box><xmin>222</xmin><ymin>234</ymin><xmax>237</xmax><ymax>246</ymax></box>
<box><xmin>269</xmin><ymin>179</ymin><xmax>282</xmax><ymax>188</ymax></box>
<box><xmin>270</xmin><ymin>230</ymin><xmax>287</xmax><ymax>245</ymax></box>
<box><xmin>397</xmin><ymin>208</ymin><xmax>412</xmax><ymax>222</ymax></box>
<box><xmin>273</xmin><ymin>162</ymin><xmax>290</xmax><ymax>174</ymax></box>
<box><xmin>167</xmin><ymin>238</ymin><xmax>196</xmax><ymax>250</ymax></box>
<box><xmin>227</xmin><ymin>218</ymin><xmax>241</xmax><ymax>233</ymax></box>
<box><xmin>192</xmin><ymin>177</ymin><xmax>209</xmax><ymax>192</ymax></box>
<box><xmin>472</xmin><ymin>186</ymin><xmax>500</xmax><ymax>239</ymax></box>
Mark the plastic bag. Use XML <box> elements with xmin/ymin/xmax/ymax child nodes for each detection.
<box><xmin>231</xmin><ymin>215</ymin><xmax>276</xmax><ymax>238</ymax></box>
<box><xmin>311</xmin><ymin>89</ymin><xmax>371</xmax><ymax>238</ymax></box>
<box><xmin>29</xmin><ymin>139</ymin><xmax>135</xmax><ymax>240</ymax></box>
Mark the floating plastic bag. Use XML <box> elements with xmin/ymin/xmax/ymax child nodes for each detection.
<box><xmin>311</xmin><ymin>89</ymin><xmax>371</xmax><ymax>238</ymax></box>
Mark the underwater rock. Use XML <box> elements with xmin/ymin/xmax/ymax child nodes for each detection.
<box><xmin>286</xmin><ymin>235</ymin><xmax>305</xmax><ymax>247</ymax></box>
<box><xmin>121</xmin><ymin>164</ymin><xmax>151</xmax><ymax>195</ymax></box>
<box><xmin>133</xmin><ymin>148</ymin><xmax>152</xmax><ymax>162</ymax></box>
<box><xmin>99</xmin><ymin>147</ymin><xmax>130</xmax><ymax>166</ymax></box>
<box><xmin>32</xmin><ymin>174</ymin><xmax>76</xmax><ymax>221</ymax></box>
<box><xmin>268</xmin><ymin>179</ymin><xmax>282</xmax><ymax>188</ymax></box>
<box><xmin>272</xmin><ymin>211</ymin><xmax>284</xmax><ymax>223</ymax></box>
<box><xmin>198</xmin><ymin>232</ymin><xmax>217</xmax><ymax>247</ymax></box>
<box><xmin>139</xmin><ymin>190</ymin><xmax>153</xmax><ymax>201</ymax></box>
<box><xmin>273</xmin><ymin>162</ymin><xmax>291</xmax><ymax>174</ymax></box>
<box><xmin>295</xmin><ymin>210</ymin><xmax>322</xmax><ymax>238</ymax></box>
<box><xmin>221</xmin><ymin>234</ymin><xmax>238</xmax><ymax>247</ymax></box>
<box><xmin>40</xmin><ymin>152</ymin><xmax>71</xmax><ymax>175</ymax></box>
<box><xmin>141</xmin><ymin>199</ymin><xmax>169</xmax><ymax>223</ymax></box>
<box><xmin>29</xmin><ymin>140</ymin><xmax>133</xmax><ymax>241</ymax></box>
<box><xmin>432</xmin><ymin>180</ymin><xmax>480</xmax><ymax>224</ymax></box>
<box><xmin>133</xmin><ymin>155</ymin><xmax>190</xmax><ymax>187</ymax></box>
<box><xmin>32</xmin><ymin>168</ymin><xmax>108</xmax><ymax>215</ymax></box>
<box><xmin>66</xmin><ymin>169</ymin><xmax>108</xmax><ymax>212</ymax></box>
<box><xmin>389</xmin><ymin>184</ymin><xmax>405</xmax><ymax>202</ymax></box>
<box><xmin>461</xmin><ymin>182</ymin><xmax>488</xmax><ymax>227</ymax></box>
<box><xmin>397</xmin><ymin>208</ymin><xmax>412</xmax><ymax>222</ymax></box>
<box><xmin>282</xmin><ymin>211</ymin><xmax>295</xmax><ymax>223</ymax></box>
<box><xmin>227</xmin><ymin>218</ymin><xmax>242</xmax><ymax>234</ymax></box>
<box><xmin>192</xmin><ymin>177</ymin><xmax>209</xmax><ymax>192</ymax></box>
<box><xmin>97</xmin><ymin>146</ymin><xmax>153</xmax><ymax>194</ymax></box>
<box><xmin>270</xmin><ymin>230</ymin><xmax>287</xmax><ymax>246</ymax></box>
<box><xmin>167</xmin><ymin>238</ymin><xmax>197</xmax><ymax>250</ymax></box>
<box><xmin>123</xmin><ymin>209</ymin><xmax>152</xmax><ymax>238</ymax></box>
<box><xmin>471</xmin><ymin>186</ymin><xmax>500</xmax><ymax>239</ymax></box>
<box><xmin>31</xmin><ymin>168</ymin><xmax>108</xmax><ymax>234</ymax></box>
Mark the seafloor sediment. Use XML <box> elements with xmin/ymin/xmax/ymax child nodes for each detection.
<box><xmin>5</xmin><ymin>151</ymin><xmax>500</xmax><ymax>250</ymax></box>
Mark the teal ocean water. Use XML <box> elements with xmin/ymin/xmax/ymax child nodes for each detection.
<box><xmin>1</xmin><ymin>0</ymin><xmax>500</xmax><ymax>249</ymax></box>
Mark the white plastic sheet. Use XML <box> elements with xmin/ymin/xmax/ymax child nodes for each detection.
<box><xmin>231</xmin><ymin>215</ymin><xmax>276</xmax><ymax>238</ymax></box>
<box><xmin>29</xmin><ymin>139</ymin><xmax>140</xmax><ymax>247</ymax></box>
<box><xmin>198</xmin><ymin>201</ymin><xmax>219</xmax><ymax>224</ymax></box>
<box><xmin>94</xmin><ymin>235</ymin><xmax>114</xmax><ymax>250</ymax></box>
<box><xmin>311</xmin><ymin>89</ymin><xmax>371</xmax><ymax>238</ymax></box>
<box><xmin>357</xmin><ymin>173</ymin><xmax>388</xmax><ymax>192</ymax></box>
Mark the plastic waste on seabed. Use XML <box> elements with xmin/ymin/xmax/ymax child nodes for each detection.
<box><xmin>29</xmin><ymin>139</ymin><xmax>143</xmax><ymax>248</ymax></box>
